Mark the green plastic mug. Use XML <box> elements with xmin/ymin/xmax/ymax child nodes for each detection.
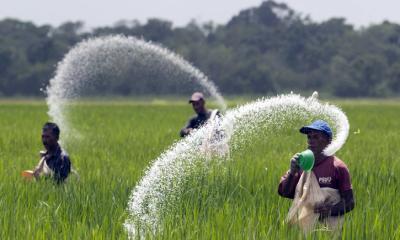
<box><xmin>297</xmin><ymin>149</ymin><xmax>315</xmax><ymax>171</ymax></box>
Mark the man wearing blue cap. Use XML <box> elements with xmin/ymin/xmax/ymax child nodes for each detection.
<box><xmin>278</xmin><ymin>120</ymin><xmax>354</xmax><ymax>220</ymax></box>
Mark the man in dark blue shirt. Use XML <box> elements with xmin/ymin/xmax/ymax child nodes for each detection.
<box><xmin>180</xmin><ymin>92</ymin><xmax>216</xmax><ymax>137</ymax></box>
<box><xmin>33</xmin><ymin>122</ymin><xmax>71</xmax><ymax>183</ymax></box>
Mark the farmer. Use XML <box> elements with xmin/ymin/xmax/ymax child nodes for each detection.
<box><xmin>32</xmin><ymin>122</ymin><xmax>71</xmax><ymax>183</ymax></box>
<box><xmin>180</xmin><ymin>92</ymin><xmax>219</xmax><ymax>137</ymax></box>
<box><xmin>278</xmin><ymin>120</ymin><xmax>354</xmax><ymax>222</ymax></box>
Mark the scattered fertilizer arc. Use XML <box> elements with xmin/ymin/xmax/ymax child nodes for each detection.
<box><xmin>124</xmin><ymin>93</ymin><xmax>349</xmax><ymax>238</ymax></box>
<box><xmin>46</xmin><ymin>35</ymin><xmax>226</xmax><ymax>142</ymax></box>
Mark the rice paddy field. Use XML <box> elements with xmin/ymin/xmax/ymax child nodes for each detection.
<box><xmin>0</xmin><ymin>99</ymin><xmax>399</xmax><ymax>239</ymax></box>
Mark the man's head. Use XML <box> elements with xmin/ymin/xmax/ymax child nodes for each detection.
<box><xmin>42</xmin><ymin>122</ymin><xmax>60</xmax><ymax>151</ymax></box>
<box><xmin>300</xmin><ymin>120</ymin><xmax>332</xmax><ymax>155</ymax></box>
<box><xmin>189</xmin><ymin>92</ymin><xmax>206</xmax><ymax>114</ymax></box>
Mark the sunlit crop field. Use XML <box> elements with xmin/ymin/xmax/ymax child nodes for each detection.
<box><xmin>0</xmin><ymin>99</ymin><xmax>399</xmax><ymax>239</ymax></box>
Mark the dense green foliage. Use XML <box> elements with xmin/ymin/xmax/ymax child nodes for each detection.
<box><xmin>0</xmin><ymin>99</ymin><xmax>399</xmax><ymax>239</ymax></box>
<box><xmin>1</xmin><ymin>1</ymin><xmax>400</xmax><ymax>97</ymax></box>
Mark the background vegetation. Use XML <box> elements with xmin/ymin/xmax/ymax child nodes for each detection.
<box><xmin>1</xmin><ymin>1</ymin><xmax>400</xmax><ymax>98</ymax></box>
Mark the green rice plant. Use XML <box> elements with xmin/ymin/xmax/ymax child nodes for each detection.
<box><xmin>0</xmin><ymin>100</ymin><xmax>398</xmax><ymax>239</ymax></box>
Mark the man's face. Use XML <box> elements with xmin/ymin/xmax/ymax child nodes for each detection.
<box><xmin>42</xmin><ymin>128</ymin><xmax>58</xmax><ymax>150</ymax></box>
<box><xmin>306</xmin><ymin>130</ymin><xmax>330</xmax><ymax>155</ymax></box>
<box><xmin>191</xmin><ymin>99</ymin><xmax>205</xmax><ymax>114</ymax></box>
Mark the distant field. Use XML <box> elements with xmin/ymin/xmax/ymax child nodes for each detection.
<box><xmin>0</xmin><ymin>99</ymin><xmax>399</xmax><ymax>239</ymax></box>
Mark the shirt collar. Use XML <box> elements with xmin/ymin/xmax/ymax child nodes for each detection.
<box><xmin>198</xmin><ymin>110</ymin><xmax>210</xmax><ymax>117</ymax></box>
<box><xmin>314</xmin><ymin>155</ymin><xmax>333</xmax><ymax>167</ymax></box>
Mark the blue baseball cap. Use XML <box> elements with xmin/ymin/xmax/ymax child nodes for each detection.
<box><xmin>300</xmin><ymin>120</ymin><xmax>333</xmax><ymax>139</ymax></box>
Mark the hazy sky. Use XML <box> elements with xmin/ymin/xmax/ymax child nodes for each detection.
<box><xmin>1</xmin><ymin>0</ymin><xmax>399</xmax><ymax>28</ymax></box>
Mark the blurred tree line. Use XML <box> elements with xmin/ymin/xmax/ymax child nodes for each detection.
<box><xmin>0</xmin><ymin>0</ymin><xmax>399</xmax><ymax>97</ymax></box>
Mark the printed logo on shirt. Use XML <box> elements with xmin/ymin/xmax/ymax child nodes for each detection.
<box><xmin>319</xmin><ymin>177</ymin><xmax>332</xmax><ymax>184</ymax></box>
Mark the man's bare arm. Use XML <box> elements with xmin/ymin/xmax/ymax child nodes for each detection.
<box><xmin>33</xmin><ymin>157</ymin><xmax>46</xmax><ymax>178</ymax></box>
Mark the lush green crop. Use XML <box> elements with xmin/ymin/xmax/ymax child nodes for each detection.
<box><xmin>0</xmin><ymin>100</ymin><xmax>398</xmax><ymax>239</ymax></box>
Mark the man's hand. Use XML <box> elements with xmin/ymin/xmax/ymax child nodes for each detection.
<box><xmin>33</xmin><ymin>168</ymin><xmax>41</xmax><ymax>179</ymax></box>
<box><xmin>183</xmin><ymin>128</ymin><xmax>193</xmax><ymax>136</ymax></box>
<box><xmin>314</xmin><ymin>202</ymin><xmax>333</xmax><ymax>219</ymax></box>
<box><xmin>289</xmin><ymin>154</ymin><xmax>300</xmax><ymax>174</ymax></box>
